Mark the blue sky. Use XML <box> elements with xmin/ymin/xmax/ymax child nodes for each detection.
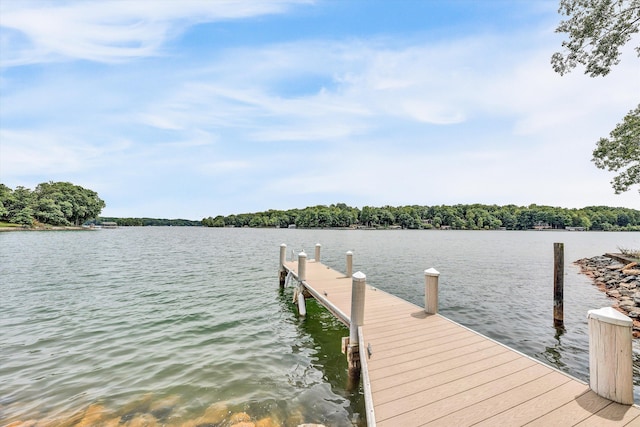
<box><xmin>1</xmin><ymin>0</ymin><xmax>638</xmax><ymax>219</ymax></box>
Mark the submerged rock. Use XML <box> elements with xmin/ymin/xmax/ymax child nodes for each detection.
<box><xmin>194</xmin><ymin>401</ymin><xmax>230</xmax><ymax>426</ymax></box>
<box><xmin>229</xmin><ymin>412</ymin><xmax>252</xmax><ymax>424</ymax></box>
<box><xmin>148</xmin><ymin>395</ymin><xmax>181</xmax><ymax>421</ymax></box>
<box><xmin>255</xmin><ymin>417</ymin><xmax>281</xmax><ymax>427</ymax></box>
<box><xmin>123</xmin><ymin>413</ymin><xmax>158</xmax><ymax>427</ymax></box>
<box><xmin>76</xmin><ymin>404</ymin><xmax>107</xmax><ymax>427</ymax></box>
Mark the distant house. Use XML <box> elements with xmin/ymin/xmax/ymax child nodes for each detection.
<box><xmin>565</xmin><ymin>226</ymin><xmax>586</xmax><ymax>231</ymax></box>
<box><xmin>533</xmin><ymin>222</ymin><xmax>551</xmax><ymax>230</ymax></box>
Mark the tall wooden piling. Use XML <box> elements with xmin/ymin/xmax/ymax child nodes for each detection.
<box><xmin>348</xmin><ymin>271</ymin><xmax>366</xmax><ymax>382</ymax></box>
<box><xmin>279</xmin><ymin>243</ymin><xmax>287</xmax><ymax>288</ymax></box>
<box><xmin>424</xmin><ymin>268</ymin><xmax>440</xmax><ymax>315</ymax></box>
<box><xmin>315</xmin><ymin>243</ymin><xmax>321</xmax><ymax>262</ymax></box>
<box><xmin>588</xmin><ymin>307</ymin><xmax>633</xmax><ymax>404</ymax></box>
<box><xmin>554</xmin><ymin>242</ymin><xmax>564</xmax><ymax>328</ymax></box>
<box><xmin>346</xmin><ymin>251</ymin><xmax>353</xmax><ymax>278</ymax></box>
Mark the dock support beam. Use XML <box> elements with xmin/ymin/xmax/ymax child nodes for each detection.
<box><xmin>554</xmin><ymin>242</ymin><xmax>564</xmax><ymax>329</ymax></box>
<box><xmin>315</xmin><ymin>243</ymin><xmax>321</xmax><ymax>262</ymax></box>
<box><xmin>346</xmin><ymin>251</ymin><xmax>353</xmax><ymax>278</ymax></box>
<box><xmin>424</xmin><ymin>268</ymin><xmax>440</xmax><ymax>315</ymax></box>
<box><xmin>588</xmin><ymin>307</ymin><xmax>633</xmax><ymax>405</ymax></box>
<box><xmin>347</xmin><ymin>271</ymin><xmax>366</xmax><ymax>386</ymax></box>
<box><xmin>279</xmin><ymin>243</ymin><xmax>287</xmax><ymax>288</ymax></box>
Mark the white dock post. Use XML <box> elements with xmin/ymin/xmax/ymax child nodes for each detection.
<box><xmin>298</xmin><ymin>250</ymin><xmax>307</xmax><ymax>282</ymax></box>
<box><xmin>588</xmin><ymin>307</ymin><xmax>633</xmax><ymax>405</ymax></box>
<box><xmin>424</xmin><ymin>268</ymin><xmax>440</xmax><ymax>315</ymax></box>
<box><xmin>348</xmin><ymin>271</ymin><xmax>366</xmax><ymax>381</ymax></box>
<box><xmin>315</xmin><ymin>243</ymin><xmax>321</xmax><ymax>262</ymax></box>
<box><xmin>279</xmin><ymin>243</ymin><xmax>287</xmax><ymax>288</ymax></box>
<box><xmin>296</xmin><ymin>251</ymin><xmax>308</xmax><ymax>317</ymax></box>
<box><xmin>346</xmin><ymin>251</ymin><xmax>353</xmax><ymax>278</ymax></box>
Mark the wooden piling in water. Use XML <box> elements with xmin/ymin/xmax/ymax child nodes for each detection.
<box><xmin>279</xmin><ymin>243</ymin><xmax>287</xmax><ymax>288</ymax></box>
<box><xmin>346</xmin><ymin>251</ymin><xmax>353</xmax><ymax>278</ymax></box>
<box><xmin>315</xmin><ymin>243</ymin><xmax>321</xmax><ymax>262</ymax></box>
<box><xmin>554</xmin><ymin>242</ymin><xmax>564</xmax><ymax>328</ymax></box>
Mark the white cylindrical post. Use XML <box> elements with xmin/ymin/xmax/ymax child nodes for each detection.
<box><xmin>315</xmin><ymin>243</ymin><xmax>321</xmax><ymax>262</ymax></box>
<box><xmin>424</xmin><ymin>268</ymin><xmax>440</xmax><ymax>314</ymax></box>
<box><xmin>346</xmin><ymin>251</ymin><xmax>353</xmax><ymax>278</ymax></box>
<box><xmin>279</xmin><ymin>243</ymin><xmax>287</xmax><ymax>287</ymax></box>
<box><xmin>297</xmin><ymin>288</ymin><xmax>307</xmax><ymax>316</ymax></box>
<box><xmin>298</xmin><ymin>251</ymin><xmax>307</xmax><ymax>282</ymax></box>
<box><xmin>349</xmin><ymin>271</ymin><xmax>366</xmax><ymax>344</ymax></box>
<box><xmin>347</xmin><ymin>271</ymin><xmax>366</xmax><ymax>379</ymax></box>
<box><xmin>588</xmin><ymin>307</ymin><xmax>633</xmax><ymax>405</ymax></box>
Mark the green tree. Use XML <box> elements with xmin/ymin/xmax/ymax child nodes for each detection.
<box><xmin>0</xmin><ymin>184</ymin><xmax>14</xmax><ymax>221</ymax></box>
<box><xmin>592</xmin><ymin>105</ymin><xmax>640</xmax><ymax>193</ymax></box>
<box><xmin>14</xmin><ymin>207</ymin><xmax>34</xmax><ymax>226</ymax></box>
<box><xmin>552</xmin><ymin>0</ymin><xmax>640</xmax><ymax>77</ymax></box>
<box><xmin>9</xmin><ymin>186</ymin><xmax>34</xmax><ymax>223</ymax></box>
<box><xmin>34</xmin><ymin>197</ymin><xmax>69</xmax><ymax>225</ymax></box>
<box><xmin>35</xmin><ymin>182</ymin><xmax>105</xmax><ymax>225</ymax></box>
<box><xmin>552</xmin><ymin>0</ymin><xmax>640</xmax><ymax>194</ymax></box>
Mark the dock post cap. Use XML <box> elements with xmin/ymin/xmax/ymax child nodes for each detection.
<box><xmin>352</xmin><ymin>271</ymin><xmax>366</xmax><ymax>281</ymax></box>
<box><xmin>316</xmin><ymin>243</ymin><xmax>321</xmax><ymax>247</ymax></box>
<box><xmin>346</xmin><ymin>250</ymin><xmax>353</xmax><ymax>254</ymax></box>
<box><xmin>587</xmin><ymin>306</ymin><xmax>632</xmax><ymax>327</ymax></box>
<box><xmin>299</xmin><ymin>251</ymin><xmax>307</xmax><ymax>257</ymax></box>
<box><xmin>280</xmin><ymin>243</ymin><xmax>287</xmax><ymax>247</ymax></box>
<box><xmin>424</xmin><ymin>268</ymin><xmax>440</xmax><ymax>277</ymax></box>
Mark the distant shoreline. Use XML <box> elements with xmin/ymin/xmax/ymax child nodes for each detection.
<box><xmin>0</xmin><ymin>226</ymin><xmax>89</xmax><ymax>232</ymax></box>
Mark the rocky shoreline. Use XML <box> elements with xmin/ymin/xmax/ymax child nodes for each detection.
<box><xmin>575</xmin><ymin>254</ymin><xmax>640</xmax><ymax>337</ymax></box>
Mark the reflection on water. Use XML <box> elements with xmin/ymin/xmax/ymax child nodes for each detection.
<box><xmin>542</xmin><ymin>327</ymin><xmax>567</xmax><ymax>371</ymax></box>
<box><xmin>1</xmin><ymin>227</ymin><xmax>639</xmax><ymax>424</ymax></box>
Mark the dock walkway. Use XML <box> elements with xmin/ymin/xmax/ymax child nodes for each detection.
<box><xmin>282</xmin><ymin>258</ymin><xmax>640</xmax><ymax>427</ymax></box>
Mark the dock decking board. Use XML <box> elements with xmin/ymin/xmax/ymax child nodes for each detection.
<box><xmin>282</xmin><ymin>259</ymin><xmax>640</xmax><ymax>426</ymax></box>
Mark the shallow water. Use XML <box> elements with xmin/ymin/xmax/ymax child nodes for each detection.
<box><xmin>1</xmin><ymin>228</ymin><xmax>638</xmax><ymax>425</ymax></box>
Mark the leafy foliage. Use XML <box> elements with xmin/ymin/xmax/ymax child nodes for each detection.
<box><xmin>552</xmin><ymin>0</ymin><xmax>640</xmax><ymax>77</ymax></box>
<box><xmin>592</xmin><ymin>104</ymin><xmax>640</xmax><ymax>193</ymax></box>
<box><xmin>202</xmin><ymin>203</ymin><xmax>640</xmax><ymax>231</ymax></box>
<box><xmin>0</xmin><ymin>182</ymin><xmax>105</xmax><ymax>226</ymax></box>
<box><xmin>94</xmin><ymin>217</ymin><xmax>201</xmax><ymax>226</ymax></box>
<box><xmin>552</xmin><ymin>0</ymin><xmax>640</xmax><ymax>195</ymax></box>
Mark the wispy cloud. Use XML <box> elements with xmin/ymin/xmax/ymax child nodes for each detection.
<box><xmin>0</xmin><ymin>0</ymin><xmax>311</xmax><ymax>65</ymax></box>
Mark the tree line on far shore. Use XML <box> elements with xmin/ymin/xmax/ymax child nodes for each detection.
<box><xmin>93</xmin><ymin>217</ymin><xmax>201</xmax><ymax>227</ymax></box>
<box><xmin>202</xmin><ymin>203</ymin><xmax>640</xmax><ymax>231</ymax></box>
<box><xmin>0</xmin><ymin>182</ymin><xmax>105</xmax><ymax>226</ymax></box>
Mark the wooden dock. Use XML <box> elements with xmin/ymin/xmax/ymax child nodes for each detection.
<box><xmin>281</xmin><ymin>253</ymin><xmax>640</xmax><ymax>427</ymax></box>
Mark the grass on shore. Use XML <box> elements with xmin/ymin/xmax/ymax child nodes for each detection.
<box><xmin>619</xmin><ymin>247</ymin><xmax>640</xmax><ymax>260</ymax></box>
<box><xmin>0</xmin><ymin>221</ymin><xmax>22</xmax><ymax>228</ymax></box>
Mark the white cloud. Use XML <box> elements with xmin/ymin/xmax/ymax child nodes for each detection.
<box><xmin>0</xmin><ymin>129</ymin><xmax>121</xmax><ymax>177</ymax></box>
<box><xmin>0</xmin><ymin>0</ymin><xmax>312</xmax><ymax>65</ymax></box>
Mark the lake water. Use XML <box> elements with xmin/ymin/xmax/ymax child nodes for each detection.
<box><xmin>1</xmin><ymin>228</ymin><xmax>639</xmax><ymax>426</ymax></box>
